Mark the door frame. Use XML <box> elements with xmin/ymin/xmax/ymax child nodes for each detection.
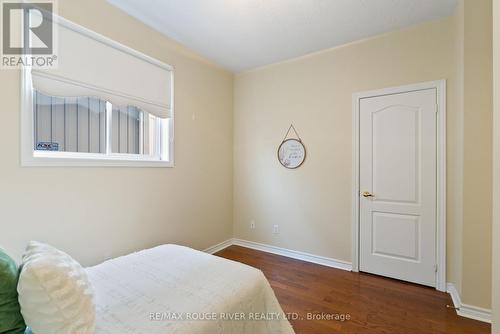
<box><xmin>351</xmin><ymin>80</ymin><xmax>446</xmax><ymax>292</ymax></box>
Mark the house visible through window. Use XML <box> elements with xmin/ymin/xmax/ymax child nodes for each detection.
<box><xmin>34</xmin><ymin>91</ymin><xmax>106</xmax><ymax>153</ymax></box>
<box><xmin>33</xmin><ymin>90</ymin><xmax>164</xmax><ymax>158</ymax></box>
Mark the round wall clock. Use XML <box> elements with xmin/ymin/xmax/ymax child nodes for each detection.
<box><xmin>278</xmin><ymin>138</ymin><xmax>306</xmax><ymax>169</ymax></box>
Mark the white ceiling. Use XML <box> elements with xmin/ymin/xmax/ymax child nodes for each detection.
<box><xmin>108</xmin><ymin>0</ymin><xmax>458</xmax><ymax>73</ymax></box>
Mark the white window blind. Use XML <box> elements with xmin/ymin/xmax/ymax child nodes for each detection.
<box><xmin>31</xmin><ymin>17</ymin><xmax>173</xmax><ymax>119</ymax></box>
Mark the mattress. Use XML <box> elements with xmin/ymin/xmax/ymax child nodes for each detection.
<box><xmin>86</xmin><ymin>244</ymin><xmax>294</xmax><ymax>334</ymax></box>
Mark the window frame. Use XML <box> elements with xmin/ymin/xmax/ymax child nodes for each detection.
<box><xmin>20</xmin><ymin>16</ymin><xmax>174</xmax><ymax>168</ymax></box>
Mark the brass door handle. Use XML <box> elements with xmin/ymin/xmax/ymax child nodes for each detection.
<box><xmin>361</xmin><ymin>191</ymin><xmax>374</xmax><ymax>198</ymax></box>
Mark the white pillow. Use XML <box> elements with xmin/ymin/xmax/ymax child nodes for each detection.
<box><xmin>18</xmin><ymin>241</ymin><xmax>96</xmax><ymax>334</ymax></box>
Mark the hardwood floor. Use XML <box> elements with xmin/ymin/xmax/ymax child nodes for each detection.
<box><xmin>215</xmin><ymin>245</ymin><xmax>490</xmax><ymax>334</ymax></box>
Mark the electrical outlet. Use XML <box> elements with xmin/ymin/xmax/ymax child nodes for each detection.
<box><xmin>273</xmin><ymin>224</ymin><xmax>279</xmax><ymax>234</ymax></box>
<box><xmin>250</xmin><ymin>220</ymin><xmax>256</xmax><ymax>229</ymax></box>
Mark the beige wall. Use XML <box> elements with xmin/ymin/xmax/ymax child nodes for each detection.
<box><xmin>451</xmin><ymin>0</ymin><xmax>465</xmax><ymax>298</ymax></box>
<box><xmin>234</xmin><ymin>17</ymin><xmax>458</xmax><ymax>267</ymax></box>
<box><xmin>234</xmin><ymin>6</ymin><xmax>492</xmax><ymax>309</ymax></box>
<box><xmin>460</xmin><ymin>0</ymin><xmax>493</xmax><ymax>310</ymax></box>
<box><xmin>0</xmin><ymin>0</ymin><xmax>234</xmax><ymax>266</ymax></box>
<box><xmin>492</xmin><ymin>0</ymin><xmax>500</xmax><ymax>330</ymax></box>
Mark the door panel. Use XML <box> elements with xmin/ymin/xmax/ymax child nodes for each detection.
<box><xmin>372</xmin><ymin>106</ymin><xmax>419</xmax><ymax>203</ymax></box>
<box><xmin>359</xmin><ymin>88</ymin><xmax>437</xmax><ymax>287</ymax></box>
<box><xmin>372</xmin><ymin>212</ymin><xmax>419</xmax><ymax>261</ymax></box>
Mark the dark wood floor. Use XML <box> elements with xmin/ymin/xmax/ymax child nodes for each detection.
<box><xmin>215</xmin><ymin>246</ymin><xmax>490</xmax><ymax>334</ymax></box>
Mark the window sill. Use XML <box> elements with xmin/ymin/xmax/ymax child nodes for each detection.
<box><xmin>21</xmin><ymin>151</ymin><xmax>174</xmax><ymax>168</ymax></box>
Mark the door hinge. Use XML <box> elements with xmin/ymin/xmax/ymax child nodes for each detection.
<box><xmin>434</xmin><ymin>264</ymin><xmax>438</xmax><ymax>273</ymax></box>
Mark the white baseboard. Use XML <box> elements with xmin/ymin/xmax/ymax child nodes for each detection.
<box><xmin>446</xmin><ymin>283</ymin><xmax>491</xmax><ymax>323</ymax></box>
<box><xmin>232</xmin><ymin>239</ymin><xmax>352</xmax><ymax>271</ymax></box>
<box><xmin>203</xmin><ymin>238</ymin><xmax>352</xmax><ymax>271</ymax></box>
<box><xmin>232</xmin><ymin>238</ymin><xmax>352</xmax><ymax>271</ymax></box>
<box><xmin>203</xmin><ymin>238</ymin><xmax>234</xmax><ymax>254</ymax></box>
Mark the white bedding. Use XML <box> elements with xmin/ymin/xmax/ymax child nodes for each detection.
<box><xmin>86</xmin><ymin>244</ymin><xmax>294</xmax><ymax>334</ymax></box>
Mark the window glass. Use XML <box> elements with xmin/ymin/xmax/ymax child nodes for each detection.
<box><xmin>111</xmin><ymin>106</ymin><xmax>160</xmax><ymax>156</ymax></box>
<box><xmin>33</xmin><ymin>90</ymin><xmax>163</xmax><ymax>159</ymax></box>
<box><xmin>33</xmin><ymin>90</ymin><xmax>106</xmax><ymax>153</ymax></box>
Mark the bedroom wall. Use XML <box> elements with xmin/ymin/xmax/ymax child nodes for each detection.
<box><xmin>234</xmin><ymin>16</ymin><xmax>458</xmax><ymax>278</ymax></box>
<box><xmin>234</xmin><ymin>6</ymin><xmax>492</xmax><ymax>310</ymax></box>
<box><xmin>492</xmin><ymin>0</ymin><xmax>500</xmax><ymax>331</ymax></box>
<box><xmin>459</xmin><ymin>0</ymin><xmax>493</xmax><ymax>310</ymax></box>
<box><xmin>0</xmin><ymin>0</ymin><xmax>234</xmax><ymax>266</ymax></box>
<box><xmin>451</xmin><ymin>0</ymin><xmax>465</xmax><ymax>299</ymax></box>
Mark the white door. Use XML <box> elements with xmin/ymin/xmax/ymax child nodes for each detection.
<box><xmin>359</xmin><ymin>88</ymin><xmax>437</xmax><ymax>287</ymax></box>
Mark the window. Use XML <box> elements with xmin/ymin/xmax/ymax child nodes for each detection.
<box><xmin>32</xmin><ymin>90</ymin><xmax>170</xmax><ymax>162</ymax></box>
<box><xmin>21</xmin><ymin>14</ymin><xmax>174</xmax><ymax>167</ymax></box>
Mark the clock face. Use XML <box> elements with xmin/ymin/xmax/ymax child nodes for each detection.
<box><xmin>278</xmin><ymin>139</ymin><xmax>306</xmax><ymax>169</ymax></box>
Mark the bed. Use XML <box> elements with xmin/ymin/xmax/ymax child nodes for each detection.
<box><xmin>86</xmin><ymin>244</ymin><xmax>295</xmax><ymax>334</ymax></box>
